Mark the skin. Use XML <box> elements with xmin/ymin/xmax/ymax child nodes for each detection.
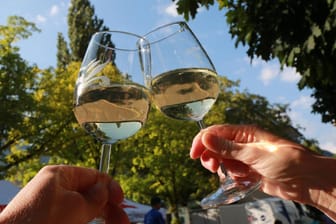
<box><xmin>190</xmin><ymin>124</ymin><xmax>336</xmax><ymax>221</ymax></box>
<box><xmin>0</xmin><ymin>165</ymin><xmax>130</xmax><ymax>224</ymax></box>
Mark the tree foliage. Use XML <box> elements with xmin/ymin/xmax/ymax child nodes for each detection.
<box><xmin>56</xmin><ymin>32</ymin><xmax>70</xmax><ymax>69</ymax></box>
<box><xmin>173</xmin><ymin>0</ymin><xmax>336</xmax><ymax>125</ymax></box>
<box><xmin>2</xmin><ymin>60</ymin><xmax>101</xmax><ymax>184</ymax></box>
<box><xmin>0</xmin><ymin>16</ymin><xmax>41</xmax><ymax>176</ymax></box>
<box><xmin>0</xmin><ymin>17</ymin><xmax>103</xmax><ymax>181</ymax></box>
<box><xmin>67</xmin><ymin>0</ymin><xmax>108</xmax><ymax>61</ymax></box>
<box><xmin>0</xmin><ymin>16</ymin><xmax>40</xmax><ymax>140</ymax></box>
<box><xmin>116</xmin><ymin>108</ymin><xmax>215</xmax><ymax>216</ymax></box>
<box><xmin>2</xmin><ymin>0</ymin><xmax>110</xmax><ymax>182</ymax></box>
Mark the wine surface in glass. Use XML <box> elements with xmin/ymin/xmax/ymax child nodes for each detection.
<box><xmin>151</xmin><ymin>68</ymin><xmax>220</xmax><ymax>121</ymax></box>
<box><xmin>74</xmin><ymin>84</ymin><xmax>150</xmax><ymax>143</ymax></box>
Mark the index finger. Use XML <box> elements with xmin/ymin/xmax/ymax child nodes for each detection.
<box><xmin>190</xmin><ymin>124</ymin><xmax>243</xmax><ymax>159</ymax></box>
<box><xmin>52</xmin><ymin>165</ymin><xmax>105</xmax><ymax>190</ymax></box>
<box><xmin>190</xmin><ymin>129</ymin><xmax>206</xmax><ymax>159</ymax></box>
<box><xmin>55</xmin><ymin>165</ymin><xmax>124</xmax><ymax>204</ymax></box>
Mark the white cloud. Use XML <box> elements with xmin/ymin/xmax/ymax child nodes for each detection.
<box><xmin>35</xmin><ymin>14</ymin><xmax>47</xmax><ymax>24</ymax></box>
<box><xmin>155</xmin><ymin>1</ymin><xmax>184</xmax><ymax>22</ymax></box>
<box><xmin>259</xmin><ymin>64</ymin><xmax>278</xmax><ymax>85</ymax></box>
<box><xmin>280</xmin><ymin>66</ymin><xmax>300</xmax><ymax>83</ymax></box>
<box><xmin>160</xmin><ymin>1</ymin><xmax>206</xmax><ymax>18</ymax></box>
<box><xmin>288</xmin><ymin>98</ymin><xmax>336</xmax><ymax>154</ymax></box>
<box><xmin>33</xmin><ymin>3</ymin><xmax>68</xmax><ymax>26</ymax></box>
<box><xmin>290</xmin><ymin>95</ymin><xmax>313</xmax><ymax>110</ymax></box>
<box><xmin>288</xmin><ymin>96</ymin><xmax>314</xmax><ymax>130</ymax></box>
<box><xmin>250</xmin><ymin>58</ymin><xmax>300</xmax><ymax>85</ymax></box>
<box><xmin>249</xmin><ymin>57</ymin><xmax>265</xmax><ymax>67</ymax></box>
<box><xmin>248</xmin><ymin>58</ymin><xmax>279</xmax><ymax>85</ymax></box>
<box><xmin>320</xmin><ymin>141</ymin><xmax>336</xmax><ymax>154</ymax></box>
<box><xmin>164</xmin><ymin>2</ymin><xmax>179</xmax><ymax>17</ymax></box>
<box><xmin>197</xmin><ymin>6</ymin><xmax>206</xmax><ymax>13</ymax></box>
<box><xmin>50</xmin><ymin>5</ymin><xmax>60</xmax><ymax>16</ymax></box>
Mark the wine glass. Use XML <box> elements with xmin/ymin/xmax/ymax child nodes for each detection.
<box><xmin>73</xmin><ymin>31</ymin><xmax>150</xmax><ymax>223</ymax></box>
<box><xmin>139</xmin><ymin>21</ymin><xmax>261</xmax><ymax>208</ymax></box>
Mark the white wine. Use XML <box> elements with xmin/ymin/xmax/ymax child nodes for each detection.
<box><xmin>74</xmin><ymin>84</ymin><xmax>150</xmax><ymax>143</ymax></box>
<box><xmin>151</xmin><ymin>68</ymin><xmax>219</xmax><ymax>121</ymax></box>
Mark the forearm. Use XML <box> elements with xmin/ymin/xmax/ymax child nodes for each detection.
<box><xmin>304</xmin><ymin>156</ymin><xmax>336</xmax><ymax>221</ymax></box>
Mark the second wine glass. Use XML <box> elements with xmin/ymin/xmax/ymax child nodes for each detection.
<box><xmin>73</xmin><ymin>31</ymin><xmax>150</xmax><ymax>223</ymax></box>
<box><xmin>139</xmin><ymin>21</ymin><xmax>260</xmax><ymax>208</ymax></box>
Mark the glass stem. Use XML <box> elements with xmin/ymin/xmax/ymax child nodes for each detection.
<box><xmin>99</xmin><ymin>144</ymin><xmax>112</xmax><ymax>173</ymax></box>
<box><xmin>197</xmin><ymin>120</ymin><xmax>207</xmax><ymax>129</ymax></box>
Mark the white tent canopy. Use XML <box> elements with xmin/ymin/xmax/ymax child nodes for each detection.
<box><xmin>122</xmin><ymin>199</ymin><xmax>152</xmax><ymax>223</ymax></box>
<box><xmin>0</xmin><ymin>180</ymin><xmax>20</xmax><ymax>204</ymax></box>
<box><xmin>0</xmin><ymin>180</ymin><xmax>20</xmax><ymax>212</ymax></box>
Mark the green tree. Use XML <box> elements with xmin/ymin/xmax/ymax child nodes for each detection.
<box><xmin>56</xmin><ymin>32</ymin><xmax>70</xmax><ymax>69</ymax></box>
<box><xmin>0</xmin><ymin>16</ymin><xmax>40</xmax><ymax>174</ymax></box>
<box><xmin>2</xmin><ymin>0</ymin><xmax>112</xmax><ymax>184</ymax></box>
<box><xmin>67</xmin><ymin>0</ymin><xmax>108</xmax><ymax>61</ymax></box>
<box><xmin>3</xmin><ymin>61</ymin><xmax>101</xmax><ymax>185</ymax></box>
<box><xmin>173</xmin><ymin>0</ymin><xmax>336</xmax><ymax>125</ymax></box>
<box><xmin>0</xmin><ymin>16</ymin><xmax>40</xmax><ymax>141</ymax></box>
<box><xmin>117</xmin><ymin>108</ymin><xmax>215</xmax><ymax>220</ymax></box>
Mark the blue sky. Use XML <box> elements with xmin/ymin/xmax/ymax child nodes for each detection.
<box><xmin>1</xmin><ymin>0</ymin><xmax>335</xmax><ymax>153</ymax></box>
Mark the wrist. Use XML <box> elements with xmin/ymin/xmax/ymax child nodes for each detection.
<box><xmin>306</xmin><ymin>155</ymin><xmax>336</xmax><ymax>221</ymax></box>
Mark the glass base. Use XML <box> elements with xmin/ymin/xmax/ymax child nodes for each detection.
<box><xmin>200</xmin><ymin>178</ymin><xmax>261</xmax><ymax>209</ymax></box>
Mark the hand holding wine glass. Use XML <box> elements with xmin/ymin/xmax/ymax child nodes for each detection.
<box><xmin>140</xmin><ymin>21</ymin><xmax>261</xmax><ymax>208</ymax></box>
<box><xmin>73</xmin><ymin>31</ymin><xmax>150</xmax><ymax>223</ymax></box>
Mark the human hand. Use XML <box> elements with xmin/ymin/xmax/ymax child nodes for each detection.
<box><xmin>190</xmin><ymin>124</ymin><xmax>333</xmax><ymax>205</ymax></box>
<box><xmin>0</xmin><ymin>165</ymin><xmax>129</xmax><ymax>224</ymax></box>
